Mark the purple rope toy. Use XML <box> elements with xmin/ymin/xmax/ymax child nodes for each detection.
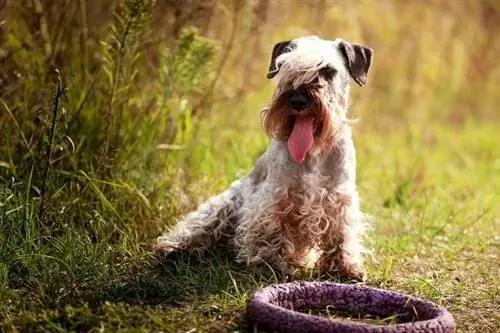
<box><xmin>246</xmin><ymin>281</ymin><xmax>455</xmax><ymax>333</ymax></box>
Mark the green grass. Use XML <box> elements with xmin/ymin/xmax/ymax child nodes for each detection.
<box><xmin>1</xmin><ymin>1</ymin><xmax>499</xmax><ymax>332</ymax></box>
<box><xmin>1</xmin><ymin>105</ymin><xmax>498</xmax><ymax>332</ymax></box>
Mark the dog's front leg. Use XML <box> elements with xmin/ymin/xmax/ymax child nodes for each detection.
<box><xmin>317</xmin><ymin>193</ymin><xmax>366</xmax><ymax>281</ymax></box>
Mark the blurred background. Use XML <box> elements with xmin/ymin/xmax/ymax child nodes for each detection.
<box><xmin>0</xmin><ymin>1</ymin><xmax>499</xmax><ymax>330</ymax></box>
<box><xmin>1</xmin><ymin>0</ymin><xmax>498</xmax><ymax>227</ymax></box>
<box><xmin>1</xmin><ymin>0</ymin><xmax>500</xmax><ymax>250</ymax></box>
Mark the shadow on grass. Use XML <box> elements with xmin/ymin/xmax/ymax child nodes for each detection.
<box><xmin>82</xmin><ymin>248</ymin><xmax>362</xmax><ymax>304</ymax></box>
<box><xmin>4</xmin><ymin>248</ymin><xmax>367</xmax><ymax>332</ymax></box>
<box><xmin>79</xmin><ymin>248</ymin><xmax>287</xmax><ymax>308</ymax></box>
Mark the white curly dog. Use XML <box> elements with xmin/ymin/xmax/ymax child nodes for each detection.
<box><xmin>155</xmin><ymin>36</ymin><xmax>374</xmax><ymax>281</ymax></box>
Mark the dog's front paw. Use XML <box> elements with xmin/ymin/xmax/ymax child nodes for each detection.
<box><xmin>317</xmin><ymin>256</ymin><xmax>366</xmax><ymax>282</ymax></box>
<box><xmin>342</xmin><ymin>265</ymin><xmax>366</xmax><ymax>282</ymax></box>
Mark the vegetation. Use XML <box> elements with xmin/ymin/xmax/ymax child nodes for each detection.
<box><xmin>0</xmin><ymin>0</ymin><xmax>498</xmax><ymax>332</ymax></box>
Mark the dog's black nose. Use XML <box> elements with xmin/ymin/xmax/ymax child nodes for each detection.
<box><xmin>287</xmin><ymin>91</ymin><xmax>310</xmax><ymax>111</ymax></box>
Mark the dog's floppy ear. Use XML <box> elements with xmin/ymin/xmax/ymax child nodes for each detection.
<box><xmin>338</xmin><ymin>41</ymin><xmax>373</xmax><ymax>87</ymax></box>
<box><xmin>267</xmin><ymin>40</ymin><xmax>293</xmax><ymax>79</ymax></box>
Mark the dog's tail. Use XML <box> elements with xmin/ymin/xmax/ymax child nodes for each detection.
<box><xmin>155</xmin><ymin>177</ymin><xmax>248</xmax><ymax>255</ymax></box>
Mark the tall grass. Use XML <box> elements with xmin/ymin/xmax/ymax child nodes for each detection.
<box><xmin>1</xmin><ymin>0</ymin><xmax>217</xmax><ymax>232</ymax></box>
<box><xmin>0</xmin><ymin>0</ymin><xmax>218</xmax><ymax>307</ymax></box>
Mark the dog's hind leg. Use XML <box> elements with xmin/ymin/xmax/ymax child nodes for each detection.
<box><xmin>155</xmin><ymin>179</ymin><xmax>246</xmax><ymax>256</ymax></box>
<box><xmin>155</xmin><ymin>153</ymin><xmax>269</xmax><ymax>256</ymax></box>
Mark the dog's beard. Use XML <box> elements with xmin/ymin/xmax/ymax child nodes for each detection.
<box><xmin>261</xmin><ymin>89</ymin><xmax>335</xmax><ymax>164</ymax></box>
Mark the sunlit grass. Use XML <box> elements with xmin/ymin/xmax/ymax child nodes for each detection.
<box><xmin>0</xmin><ymin>0</ymin><xmax>499</xmax><ymax>332</ymax></box>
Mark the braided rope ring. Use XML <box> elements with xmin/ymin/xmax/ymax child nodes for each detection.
<box><xmin>246</xmin><ymin>281</ymin><xmax>455</xmax><ymax>333</ymax></box>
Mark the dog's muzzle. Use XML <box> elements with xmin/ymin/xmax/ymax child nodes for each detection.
<box><xmin>287</xmin><ymin>90</ymin><xmax>310</xmax><ymax>111</ymax></box>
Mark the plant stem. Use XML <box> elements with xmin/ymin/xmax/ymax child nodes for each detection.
<box><xmin>38</xmin><ymin>71</ymin><xmax>64</xmax><ymax>221</ymax></box>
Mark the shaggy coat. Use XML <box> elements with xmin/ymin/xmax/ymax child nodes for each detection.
<box><xmin>155</xmin><ymin>36</ymin><xmax>374</xmax><ymax>281</ymax></box>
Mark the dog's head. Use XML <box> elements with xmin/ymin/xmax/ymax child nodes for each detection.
<box><xmin>261</xmin><ymin>36</ymin><xmax>373</xmax><ymax>164</ymax></box>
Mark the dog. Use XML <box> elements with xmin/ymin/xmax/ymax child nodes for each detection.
<box><xmin>155</xmin><ymin>36</ymin><xmax>374</xmax><ymax>281</ymax></box>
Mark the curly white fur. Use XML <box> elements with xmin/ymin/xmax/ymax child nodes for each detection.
<box><xmin>156</xmin><ymin>36</ymin><xmax>373</xmax><ymax>281</ymax></box>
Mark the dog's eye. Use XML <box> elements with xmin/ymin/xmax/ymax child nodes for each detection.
<box><xmin>320</xmin><ymin>67</ymin><xmax>337</xmax><ymax>81</ymax></box>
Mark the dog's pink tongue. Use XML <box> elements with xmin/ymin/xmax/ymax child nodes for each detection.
<box><xmin>287</xmin><ymin>115</ymin><xmax>314</xmax><ymax>164</ymax></box>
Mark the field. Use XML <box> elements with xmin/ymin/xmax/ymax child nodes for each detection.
<box><xmin>0</xmin><ymin>1</ymin><xmax>499</xmax><ymax>332</ymax></box>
